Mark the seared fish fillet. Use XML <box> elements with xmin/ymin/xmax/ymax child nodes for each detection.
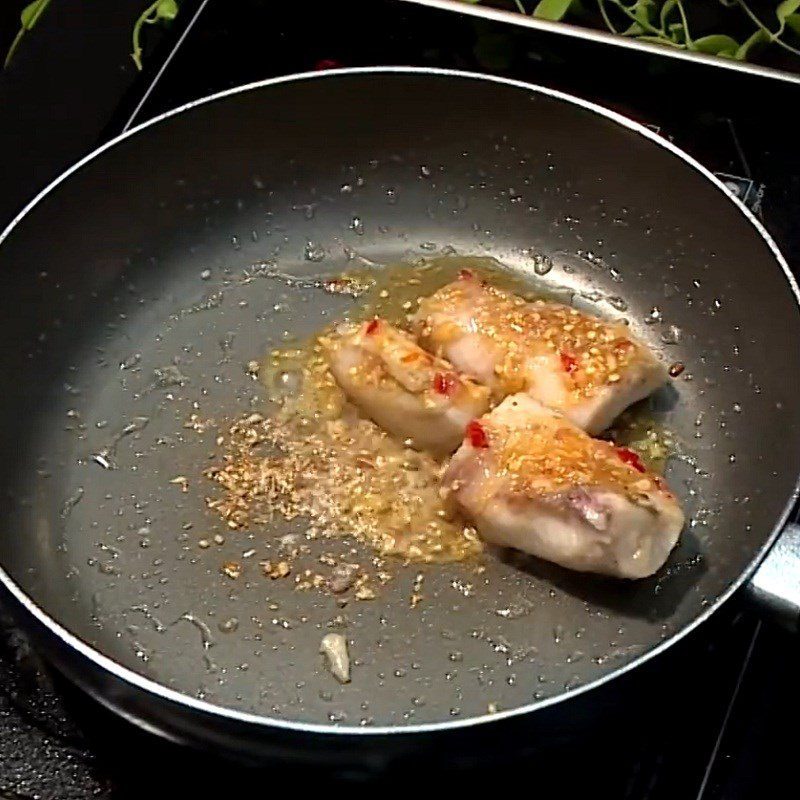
<box><xmin>414</xmin><ymin>272</ymin><xmax>667</xmax><ymax>434</ymax></box>
<box><xmin>442</xmin><ymin>394</ymin><xmax>684</xmax><ymax>578</ymax></box>
<box><xmin>323</xmin><ymin>318</ymin><xmax>490</xmax><ymax>455</ymax></box>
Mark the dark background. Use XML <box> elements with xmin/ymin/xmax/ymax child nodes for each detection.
<box><xmin>2</xmin><ymin>0</ymin><xmax>800</xmax><ymax>264</ymax></box>
<box><xmin>0</xmin><ymin>0</ymin><xmax>203</xmax><ymax>225</ymax></box>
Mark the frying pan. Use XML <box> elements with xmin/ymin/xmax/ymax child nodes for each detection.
<box><xmin>0</xmin><ymin>68</ymin><xmax>799</xmax><ymax>764</ymax></box>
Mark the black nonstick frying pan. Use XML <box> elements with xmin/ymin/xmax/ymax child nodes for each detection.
<box><xmin>0</xmin><ymin>68</ymin><xmax>799</xmax><ymax>763</ymax></box>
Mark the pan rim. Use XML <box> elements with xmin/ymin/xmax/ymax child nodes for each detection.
<box><xmin>1</xmin><ymin>65</ymin><xmax>798</xmax><ymax>738</ymax></box>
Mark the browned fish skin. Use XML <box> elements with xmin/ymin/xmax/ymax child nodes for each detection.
<box><xmin>414</xmin><ymin>273</ymin><xmax>666</xmax><ymax>433</ymax></box>
<box><xmin>461</xmin><ymin>401</ymin><xmax>674</xmax><ymax>504</ymax></box>
<box><xmin>443</xmin><ymin>394</ymin><xmax>684</xmax><ymax>579</ymax></box>
<box><xmin>322</xmin><ymin>318</ymin><xmax>490</xmax><ymax>455</ymax></box>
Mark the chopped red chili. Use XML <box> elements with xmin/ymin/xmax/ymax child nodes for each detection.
<box><xmin>466</xmin><ymin>420</ymin><xmax>489</xmax><ymax>448</ymax></box>
<box><xmin>616</xmin><ymin>447</ymin><xmax>646</xmax><ymax>473</ymax></box>
<box><xmin>433</xmin><ymin>372</ymin><xmax>457</xmax><ymax>396</ymax></box>
<box><xmin>459</xmin><ymin>269</ymin><xmax>473</xmax><ymax>280</ymax></box>
<box><xmin>560</xmin><ymin>351</ymin><xmax>578</xmax><ymax>374</ymax></box>
<box><xmin>365</xmin><ymin>318</ymin><xmax>380</xmax><ymax>335</ymax></box>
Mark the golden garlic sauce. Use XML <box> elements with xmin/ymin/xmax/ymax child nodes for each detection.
<box><xmin>485</xmin><ymin>408</ymin><xmax>670</xmax><ymax>503</ymax></box>
<box><xmin>207</xmin><ymin>342</ymin><xmax>482</xmax><ymax>562</ymax></box>
<box><xmin>606</xmin><ymin>408</ymin><xmax>676</xmax><ymax>475</ymax></box>
<box><xmin>204</xmin><ymin>256</ymin><xmax>672</xmax><ymax>563</ymax></box>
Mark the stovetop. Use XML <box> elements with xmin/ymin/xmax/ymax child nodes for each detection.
<box><xmin>1</xmin><ymin>1</ymin><xmax>799</xmax><ymax>796</ymax></box>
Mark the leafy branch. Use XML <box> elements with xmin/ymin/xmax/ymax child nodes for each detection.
<box><xmin>473</xmin><ymin>0</ymin><xmax>800</xmax><ymax>62</ymax></box>
<box><xmin>4</xmin><ymin>0</ymin><xmax>51</xmax><ymax>69</ymax></box>
<box><xmin>131</xmin><ymin>0</ymin><xmax>179</xmax><ymax>71</ymax></box>
<box><xmin>3</xmin><ymin>0</ymin><xmax>180</xmax><ymax>71</ymax></box>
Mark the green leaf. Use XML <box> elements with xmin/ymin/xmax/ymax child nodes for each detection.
<box><xmin>533</xmin><ymin>0</ymin><xmax>573</xmax><ymax>21</ymax></box>
<box><xmin>692</xmin><ymin>34</ymin><xmax>741</xmax><ymax>54</ymax></box>
<box><xmin>659</xmin><ymin>0</ymin><xmax>678</xmax><ymax>29</ymax></box>
<box><xmin>735</xmin><ymin>28</ymin><xmax>769</xmax><ymax>60</ymax></box>
<box><xmin>20</xmin><ymin>0</ymin><xmax>51</xmax><ymax>31</ymax></box>
<box><xmin>155</xmin><ymin>0</ymin><xmax>179</xmax><ymax>20</ymax></box>
<box><xmin>667</xmin><ymin>21</ymin><xmax>685</xmax><ymax>43</ymax></box>
<box><xmin>5</xmin><ymin>0</ymin><xmax>51</xmax><ymax>68</ymax></box>
<box><xmin>775</xmin><ymin>0</ymin><xmax>800</xmax><ymax>35</ymax></box>
<box><xmin>777</xmin><ymin>0</ymin><xmax>800</xmax><ymax>22</ymax></box>
<box><xmin>630</xmin><ymin>0</ymin><xmax>656</xmax><ymax>26</ymax></box>
<box><xmin>786</xmin><ymin>12</ymin><xmax>800</xmax><ymax>34</ymax></box>
<box><xmin>622</xmin><ymin>21</ymin><xmax>646</xmax><ymax>35</ymax></box>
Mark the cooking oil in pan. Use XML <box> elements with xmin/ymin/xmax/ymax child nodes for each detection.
<box><xmin>48</xmin><ymin>248</ymin><xmax>692</xmax><ymax>726</ymax></box>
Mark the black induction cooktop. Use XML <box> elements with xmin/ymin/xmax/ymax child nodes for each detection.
<box><xmin>1</xmin><ymin>1</ymin><xmax>799</xmax><ymax>797</ymax></box>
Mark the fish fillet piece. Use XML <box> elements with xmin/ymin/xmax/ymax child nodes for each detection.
<box><xmin>442</xmin><ymin>394</ymin><xmax>684</xmax><ymax>578</ymax></box>
<box><xmin>323</xmin><ymin>318</ymin><xmax>490</xmax><ymax>455</ymax></box>
<box><xmin>414</xmin><ymin>271</ymin><xmax>667</xmax><ymax>434</ymax></box>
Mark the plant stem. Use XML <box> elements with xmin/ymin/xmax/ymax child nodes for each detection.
<box><xmin>4</xmin><ymin>0</ymin><xmax>52</xmax><ymax>69</ymax></box>
<box><xmin>597</xmin><ymin>0</ymin><xmax>620</xmax><ymax>34</ymax></box>
<box><xmin>637</xmin><ymin>34</ymin><xmax>685</xmax><ymax>46</ymax></box>
<box><xmin>675</xmin><ymin>0</ymin><xmax>693</xmax><ymax>47</ymax></box>
<box><xmin>3</xmin><ymin>26</ymin><xmax>26</xmax><ymax>69</ymax></box>
<box><xmin>735</xmin><ymin>0</ymin><xmax>800</xmax><ymax>56</ymax></box>
<box><xmin>131</xmin><ymin>0</ymin><xmax>162</xmax><ymax>71</ymax></box>
<box><xmin>604</xmin><ymin>0</ymin><xmax>665</xmax><ymax>37</ymax></box>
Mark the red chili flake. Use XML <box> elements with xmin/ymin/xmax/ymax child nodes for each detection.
<box><xmin>466</xmin><ymin>420</ymin><xmax>489</xmax><ymax>448</ymax></box>
<box><xmin>314</xmin><ymin>59</ymin><xmax>342</xmax><ymax>71</ymax></box>
<box><xmin>560</xmin><ymin>351</ymin><xmax>578</xmax><ymax>374</ymax></box>
<box><xmin>616</xmin><ymin>447</ymin><xmax>646</xmax><ymax>473</ymax></box>
<box><xmin>459</xmin><ymin>269</ymin><xmax>474</xmax><ymax>280</ymax></box>
<box><xmin>365</xmin><ymin>318</ymin><xmax>380</xmax><ymax>335</ymax></box>
<box><xmin>433</xmin><ymin>372</ymin><xmax>458</xmax><ymax>396</ymax></box>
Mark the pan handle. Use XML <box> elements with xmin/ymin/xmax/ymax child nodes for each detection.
<box><xmin>745</xmin><ymin>522</ymin><xmax>800</xmax><ymax>632</ymax></box>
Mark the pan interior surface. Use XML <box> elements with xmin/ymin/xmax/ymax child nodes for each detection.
<box><xmin>1</xmin><ymin>70</ymin><xmax>799</xmax><ymax>731</ymax></box>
